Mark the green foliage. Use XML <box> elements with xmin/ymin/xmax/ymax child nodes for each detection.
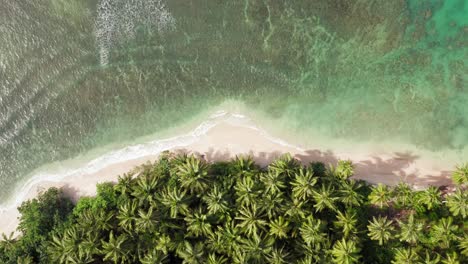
<box><xmin>2</xmin><ymin>154</ymin><xmax>467</xmax><ymax>263</ymax></box>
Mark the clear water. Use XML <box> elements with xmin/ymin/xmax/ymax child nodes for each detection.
<box><xmin>0</xmin><ymin>0</ymin><xmax>467</xmax><ymax>201</ymax></box>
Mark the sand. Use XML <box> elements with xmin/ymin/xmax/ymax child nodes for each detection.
<box><xmin>0</xmin><ymin>116</ymin><xmax>455</xmax><ymax>237</ymax></box>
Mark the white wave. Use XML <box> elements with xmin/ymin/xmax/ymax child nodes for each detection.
<box><xmin>0</xmin><ymin>110</ymin><xmax>309</xmax><ymax>211</ymax></box>
<box><xmin>95</xmin><ymin>0</ymin><xmax>176</xmax><ymax>66</ymax></box>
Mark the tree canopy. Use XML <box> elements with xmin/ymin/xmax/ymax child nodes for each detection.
<box><xmin>1</xmin><ymin>152</ymin><xmax>467</xmax><ymax>263</ymax></box>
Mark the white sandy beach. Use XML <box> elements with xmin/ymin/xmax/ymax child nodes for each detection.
<box><xmin>0</xmin><ymin>113</ymin><xmax>458</xmax><ymax>237</ymax></box>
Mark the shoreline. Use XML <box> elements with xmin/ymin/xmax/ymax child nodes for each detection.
<box><xmin>0</xmin><ymin>112</ymin><xmax>459</xmax><ymax>237</ymax></box>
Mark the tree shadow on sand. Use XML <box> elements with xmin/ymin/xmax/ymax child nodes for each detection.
<box><xmin>176</xmin><ymin>147</ymin><xmax>453</xmax><ymax>188</ymax></box>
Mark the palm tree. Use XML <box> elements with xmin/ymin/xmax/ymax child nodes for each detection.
<box><xmin>176</xmin><ymin>241</ymin><xmax>205</xmax><ymax>264</ymax></box>
<box><xmin>235</xmin><ymin>204</ymin><xmax>267</xmax><ymax>237</ymax></box>
<box><xmin>235</xmin><ymin>176</ymin><xmax>261</xmax><ymax>207</ymax></box>
<box><xmin>132</xmin><ymin>174</ymin><xmax>158</xmax><ymax>206</ymax></box>
<box><xmin>202</xmin><ymin>185</ymin><xmax>229</xmax><ymax>215</ymax></box>
<box><xmin>207</xmin><ymin>253</ymin><xmax>228</xmax><ymax>264</ymax></box>
<box><xmin>397</xmin><ymin>213</ymin><xmax>423</xmax><ymax>245</ymax></box>
<box><xmin>185</xmin><ymin>208</ymin><xmax>213</xmax><ymax>237</ymax></box>
<box><xmin>417</xmin><ymin>186</ymin><xmax>441</xmax><ymax>210</ymax></box>
<box><xmin>421</xmin><ymin>250</ymin><xmax>441</xmax><ymax>264</ymax></box>
<box><xmin>47</xmin><ymin>228</ymin><xmax>81</xmax><ymax>263</ymax></box>
<box><xmin>268</xmin><ymin>216</ymin><xmax>290</xmax><ymax>239</ymax></box>
<box><xmin>312</xmin><ymin>184</ymin><xmax>338</xmax><ymax>212</ymax></box>
<box><xmin>442</xmin><ymin>252</ymin><xmax>460</xmax><ymax>264</ymax></box>
<box><xmin>452</xmin><ymin>163</ymin><xmax>468</xmax><ymax>185</ymax></box>
<box><xmin>331</xmin><ymin>238</ymin><xmax>360</xmax><ymax>264</ymax></box>
<box><xmin>114</xmin><ymin>173</ymin><xmax>134</xmax><ymax>196</ymax></box>
<box><xmin>300</xmin><ymin>215</ymin><xmax>327</xmax><ymax>247</ymax></box>
<box><xmin>268</xmin><ymin>154</ymin><xmax>300</xmax><ymax>180</ymax></box>
<box><xmin>394</xmin><ymin>182</ymin><xmax>414</xmax><ymax>208</ymax></box>
<box><xmin>155</xmin><ymin>234</ymin><xmax>175</xmax><ymax>255</ymax></box>
<box><xmin>459</xmin><ymin>235</ymin><xmax>468</xmax><ymax>257</ymax></box>
<box><xmin>135</xmin><ymin>206</ymin><xmax>158</xmax><ymax>233</ymax></box>
<box><xmin>158</xmin><ymin>187</ymin><xmax>190</xmax><ymax>218</ymax></box>
<box><xmin>209</xmin><ymin>221</ymin><xmax>243</xmax><ymax>256</ymax></box>
<box><xmin>391</xmin><ymin>248</ymin><xmax>420</xmax><ymax>264</ymax></box>
<box><xmin>430</xmin><ymin>217</ymin><xmax>459</xmax><ymax>249</ymax></box>
<box><xmin>231</xmin><ymin>155</ymin><xmax>257</xmax><ymax>178</ymax></box>
<box><xmin>446</xmin><ymin>187</ymin><xmax>467</xmax><ymax>218</ymax></box>
<box><xmin>261</xmin><ymin>193</ymin><xmax>284</xmax><ymax>219</ymax></box>
<box><xmin>291</xmin><ymin>168</ymin><xmax>317</xmax><ymax>201</ymax></box>
<box><xmin>334</xmin><ymin>210</ymin><xmax>358</xmax><ymax>238</ymax></box>
<box><xmin>265</xmin><ymin>247</ymin><xmax>291</xmax><ymax>264</ymax></box>
<box><xmin>176</xmin><ymin>155</ymin><xmax>210</xmax><ymax>194</ymax></box>
<box><xmin>140</xmin><ymin>249</ymin><xmax>168</xmax><ymax>264</ymax></box>
<box><xmin>0</xmin><ymin>232</ymin><xmax>16</xmax><ymax>252</ymax></box>
<box><xmin>367</xmin><ymin>216</ymin><xmax>394</xmax><ymax>245</ymax></box>
<box><xmin>369</xmin><ymin>184</ymin><xmax>392</xmax><ymax>209</ymax></box>
<box><xmin>334</xmin><ymin>160</ymin><xmax>354</xmax><ymax>181</ymax></box>
<box><xmin>339</xmin><ymin>180</ymin><xmax>364</xmax><ymax>208</ymax></box>
<box><xmin>260</xmin><ymin>171</ymin><xmax>286</xmax><ymax>195</ymax></box>
<box><xmin>101</xmin><ymin>232</ymin><xmax>128</xmax><ymax>264</ymax></box>
<box><xmin>240</xmin><ymin>233</ymin><xmax>274</xmax><ymax>263</ymax></box>
<box><xmin>117</xmin><ymin>201</ymin><xmax>137</xmax><ymax>232</ymax></box>
<box><xmin>16</xmin><ymin>256</ymin><xmax>34</xmax><ymax>264</ymax></box>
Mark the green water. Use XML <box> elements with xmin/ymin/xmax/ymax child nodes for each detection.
<box><xmin>0</xmin><ymin>0</ymin><xmax>467</xmax><ymax>201</ymax></box>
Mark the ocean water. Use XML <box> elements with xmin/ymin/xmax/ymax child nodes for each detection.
<box><xmin>0</xmin><ymin>0</ymin><xmax>467</xmax><ymax>201</ymax></box>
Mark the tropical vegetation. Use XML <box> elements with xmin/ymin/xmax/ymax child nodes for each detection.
<box><xmin>0</xmin><ymin>152</ymin><xmax>467</xmax><ymax>263</ymax></box>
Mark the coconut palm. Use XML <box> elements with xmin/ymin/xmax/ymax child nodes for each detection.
<box><xmin>260</xmin><ymin>171</ymin><xmax>286</xmax><ymax>195</ymax></box>
<box><xmin>446</xmin><ymin>187</ymin><xmax>468</xmax><ymax>218</ymax></box>
<box><xmin>207</xmin><ymin>253</ymin><xmax>228</xmax><ymax>264</ymax></box>
<box><xmin>397</xmin><ymin>214</ymin><xmax>423</xmax><ymax>245</ymax></box>
<box><xmin>291</xmin><ymin>168</ymin><xmax>317</xmax><ymax>201</ymax></box>
<box><xmin>210</xmin><ymin>221</ymin><xmax>243</xmax><ymax>256</ymax></box>
<box><xmin>452</xmin><ymin>163</ymin><xmax>468</xmax><ymax>185</ymax></box>
<box><xmin>176</xmin><ymin>155</ymin><xmax>210</xmax><ymax>194</ymax></box>
<box><xmin>367</xmin><ymin>216</ymin><xmax>394</xmax><ymax>245</ymax></box>
<box><xmin>334</xmin><ymin>210</ymin><xmax>358</xmax><ymax>238</ymax></box>
<box><xmin>235</xmin><ymin>204</ymin><xmax>267</xmax><ymax>237</ymax></box>
<box><xmin>185</xmin><ymin>208</ymin><xmax>213</xmax><ymax>237</ymax></box>
<box><xmin>16</xmin><ymin>256</ymin><xmax>34</xmax><ymax>264</ymax></box>
<box><xmin>334</xmin><ymin>160</ymin><xmax>354</xmax><ymax>181</ymax></box>
<box><xmin>284</xmin><ymin>198</ymin><xmax>306</xmax><ymax>221</ymax></box>
<box><xmin>420</xmin><ymin>250</ymin><xmax>441</xmax><ymax>264</ymax></box>
<box><xmin>0</xmin><ymin>232</ymin><xmax>16</xmax><ymax>252</ymax></box>
<box><xmin>158</xmin><ymin>187</ymin><xmax>190</xmax><ymax>218</ymax></box>
<box><xmin>418</xmin><ymin>186</ymin><xmax>441</xmax><ymax>210</ymax></box>
<box><xmin>331</xmin><ymin>238</ymin><xmax>360</xmax><ymax>264</ymax></box>
<box><xmin>442</xmin><ymin>252</ymin><xmax>460</xmax><ymax>264</ymax></box>
<box><xmin>155</xmin><ymin>234</ymin><xmax>175</xmax><ymax>255</ymax></box>
<box><xmin>114</xmin><ymin>173</ymin><xmax>134</xmax><ymax>196</ymax></box>
<box><xmin>235</xmin><ymin>176</ymin><xmax>261</xmax><ymax>207</ymax></box>
<box><xmin>460</xmin><ymin>235</ymin><xmax>468</xmax><ymax>257</ymax></box>
<box><xmin>339</xmin><ymin>180</ymin><xmax>364</xmax><ymax>208</ymax></box>
<box><xmin>132</xmin><ymin>174</ymin><xmax>158</xmax><ymax>206</ymax></box>
<box><xmin>117</xmin><ymin>201</ymin><xmax>137</xmax><ymax>232</ymax></box>
<box><xmin>101</xmin><ymin>232</ymin><xmax>128</xmax><ymax>264</ymax></box>
<box><xmin>268</xmin><ymin>216</ymin><xmax>290</xmax><ymax>239</ymax></box>
<box><xmin>140</xmin><ymin>249</ymin><xmax>168</xmax><ymax>264</ymax></box>
<box><xmin>300</xmin><ymin>215</ymin><xmax>327</xmax><ymax>247</ymax></box>
<box><xmin>261</xmin><ymin>193</ymin><xmax>284</xmax><ymax>219</ymax></box>
<box><xmin>202</xmin><ymin>185</ymin><xmax>230</xmax><ymax>215</ymax></box>
<box><xmin>265</xmin><ymin>247</ymin><xmax>291</xmax><ymax>264</ymax></box>
<box><xmin>430</xmin><ymin>217</ymin><xmax>459</xmax><ymax>249</ymax></box>
<box><xmin>369</xmin><ymin>183</ymin><xmax>392</xmax><ymax>209</ymax></box>
<box><xmin>391</xmin><ymin>248</ymin><xmax>420</xmax><ymax>264</ymax></box>
<box><xmin>176</xmin><ymin>241</ymin><xmax>205</xmax><ymax>264</ymax></box>
<box><xmin>312</xmin><ymin>184</ymin><xmax>338</xmax><ymax>212</ymax></box>
<box><xmin>135</xmin><ymin>206</ymin><xmax>158</xmax><ymax>233</ymax></box>
<box><xmin>47</xmin><ymin>228</ymin><xmax>80</xmax><ymax>263</ymax></box>
<box><xmin>240</xmin><ymin>233</ymin><xmax>274</xmax><ymax>263</ymax></box>
<box><xmin>231</xmin><ymin>155</ymin><xmax>257</xmax><ymax>178</ymax></box>
<box><xmin>268</xmin><ymin>154</ymin><xmax>300</xmax><ymax>180</ymax></box>
<box><xmin>394</xmin><ymin>182</ymin><xmax>414</xmax><ymax>208</ymax></box>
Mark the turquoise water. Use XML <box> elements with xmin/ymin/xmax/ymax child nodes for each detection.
<box><xmin>0</xmin><ymin>0</ymin><xmax>467</xmax><ymax>201</ymax></box>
